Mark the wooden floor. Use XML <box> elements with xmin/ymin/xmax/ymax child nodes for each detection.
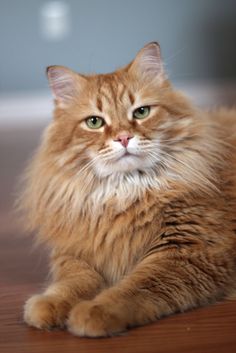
<box><xmin>1</xmin><ymin>125</ymin><xmax>236</xmax><ymax>353</ymax></box>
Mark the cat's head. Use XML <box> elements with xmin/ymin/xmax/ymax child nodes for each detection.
<box><xmin>44</xmin><ymin>43</ymin><xmax>200</xmax><ymax>183</ymax></box>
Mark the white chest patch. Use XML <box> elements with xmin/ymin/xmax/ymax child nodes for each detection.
<box><xmin>82</xmin><ymin>170</ymin><xmax>167</xmax><ymax>215</ymax></box>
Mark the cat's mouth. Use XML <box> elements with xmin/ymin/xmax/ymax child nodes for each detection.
<box><xmin>93</xmin><ymin>148</ymin><xmax>154</xmax><ymax>177</ymax></box>
<box><xmin>122</xmin><ymin>151</ymin><xmax>132</xmax><ymax>157</ymax></box>
<box><xmin>116</xmin><ymin>150</ymin><xmax>137</xmax><ymax>161</ymax></box>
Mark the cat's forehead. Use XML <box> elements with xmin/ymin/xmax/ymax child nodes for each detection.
<box><xmin>85</xmin><ymin>72</ymin><xmax>142</xmax><ymax>114</ymax></box>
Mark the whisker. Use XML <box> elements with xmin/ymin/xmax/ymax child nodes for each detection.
<box><xmin>141</xmin><ymin>145</ymin><xmax>219</xmax><ymax>192</ymax></box>
<box><xmin>101</xmin><ymin>150</ymin><xmax>124</xmax><ymax>162</ymax></box>
<box><xmin>74</xmin><ymin>155</ymin><xmax>101</xmax><ymax>179</ymax></box>
<box><xmin>160</xmin><ymin>150</ymin><xmax>218</xmax><ymax>191</ymax></box>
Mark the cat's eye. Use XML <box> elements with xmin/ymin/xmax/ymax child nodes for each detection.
<box><xmin>133</xmin><ymin>106</ymin><xmax>151</xmax><ymax>120</ymax></box>
<box><xmin>85</xmin><ymin>116</ymin><xmax>105</xmax><ymax>129</ymax></box>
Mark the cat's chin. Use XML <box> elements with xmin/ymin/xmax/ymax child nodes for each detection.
<box><xmin>93</xmin><ymin>154</ymin><xmax>154</xmax><ymax>178</ymax></box>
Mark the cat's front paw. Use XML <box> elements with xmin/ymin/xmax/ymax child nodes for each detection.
<box><xmin>67</xmin><ymin>300</ymin><xmax>126</xmax><ymax>337</ymax></box>
<box><xmin>24</xmin><ymin>294</ymin><xmax>70</xmax><ymax>329</ymax></box>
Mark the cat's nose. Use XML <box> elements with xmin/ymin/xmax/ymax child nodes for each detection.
<box><xmin>114</xmin><ymin>133</ymin><xmax>134</xmax><ymax>148</ymax></box>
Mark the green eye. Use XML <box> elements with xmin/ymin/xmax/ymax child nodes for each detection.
<box><xmin>85</xmin><ymin>116</ymin><xmax>105</xmax><ymax>129</ymax></box>
<box><xmin>133</xmin><ymin>106</ymin><xmax>151</xmax><ymax>120</ymax></box>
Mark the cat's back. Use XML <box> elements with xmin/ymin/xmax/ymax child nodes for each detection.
<box><xmin>207</xmin><ymin>108</ymin><xmax>236</xmax><ymax>207</ymax></box>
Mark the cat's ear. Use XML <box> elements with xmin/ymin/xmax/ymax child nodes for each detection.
<box><xmin>129</xmin><ymin>42</ymin><xmax>165</xmax><ymax>82</ymax></box>
<box><xmin>46</xmin><ymin>66</ymin><xmax>86</xmax><ymax>108</ymax></box>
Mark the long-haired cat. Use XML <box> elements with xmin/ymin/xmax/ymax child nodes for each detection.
<box><xmin>20</xmin><ymin>42</ymin><xmax>236</xmax><ymax>337</ymax></box>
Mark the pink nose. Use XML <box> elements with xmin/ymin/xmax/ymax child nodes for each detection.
<box><xmin>114</xmin><ymin>133</ymin><xmax>134</xmax><ymax>148</ymax></box>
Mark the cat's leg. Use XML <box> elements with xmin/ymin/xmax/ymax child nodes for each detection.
<box><xmin>67</xmin><ymin>252</ymin><xmax>234</xmax><ymax>337</ymax></box>
<box><xmin>24</xmin><ymin>256</ymin><xmax>105</xmax><ymax>329</ymax></box>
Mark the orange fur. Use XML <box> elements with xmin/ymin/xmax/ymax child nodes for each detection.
<box><xmin>19</xmin><ymin>43</ymin><xmax>236</xmax><ymax>337</ymax></box>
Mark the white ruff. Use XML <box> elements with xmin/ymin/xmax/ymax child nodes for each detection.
<box><xmin>74</xmin><ymin>169</ymin><xmax>167</xmax><ymax>216</ymax></box>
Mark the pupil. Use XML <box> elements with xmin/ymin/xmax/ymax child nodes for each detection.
<box><xmin>139</xmin><ymin>107</ymin><xmax>145</xmax><ymax>113</ymax></box>
<box><xmin>92</xmin><ymin>117</ymin><xmax>97</xmax><ymax>124</ymax></box>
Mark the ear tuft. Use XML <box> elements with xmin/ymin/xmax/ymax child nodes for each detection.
<box><xmin>46</xmin><ymin>66</ymin><xmax>84</xmax><ymax>107</ymax></box>
<box><xmin>129</xmin><ymin>42</ymin><xmax>165</xmax><ymax>82</ymax></box>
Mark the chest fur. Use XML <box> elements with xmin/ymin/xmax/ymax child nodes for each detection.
<box><xmin>69</xmin><ymin>193</ymin><xmax>163</xmax><ymax>284</ymax></box>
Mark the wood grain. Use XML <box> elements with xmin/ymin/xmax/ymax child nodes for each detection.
<box><xmin>0</xmin><ymin>126</ymin><xmax>236</xmax><ymax>353</ymax></box>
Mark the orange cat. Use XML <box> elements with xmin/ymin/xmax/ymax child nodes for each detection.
<box><xmin>20</xmin><ymin>42</ymin><xmax>236</xmax><ymax>337</ymax></box>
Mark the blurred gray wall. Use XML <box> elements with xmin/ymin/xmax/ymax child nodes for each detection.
<box><xmin>1</xmin><ymin>0</ymin><xmax>236</xmax><ymax>93</ymax></box>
